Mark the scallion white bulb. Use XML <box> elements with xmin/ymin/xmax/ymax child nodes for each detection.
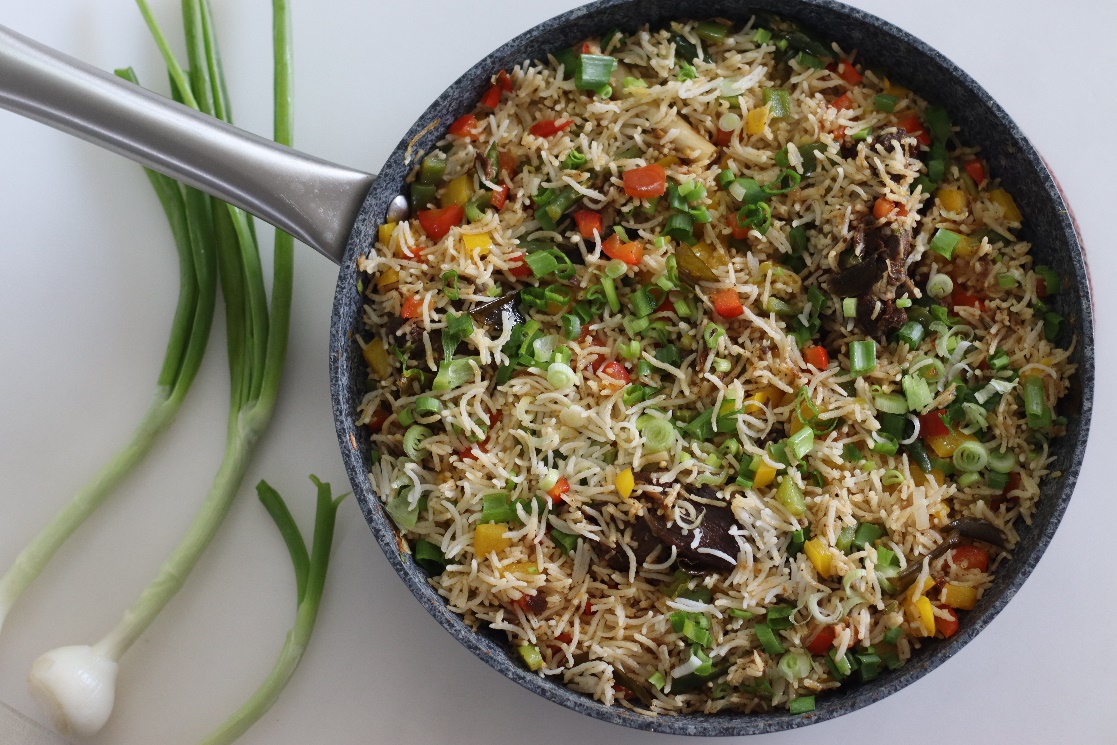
<box><xmin>28</xmin><ymin>645</ymin><xmax>118</xmax><ymax>737</ymax></box>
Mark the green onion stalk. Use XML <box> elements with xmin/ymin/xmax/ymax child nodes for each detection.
<box><xmin>27</xmin><ymin>0</ymin><xmax>295</xmax><ymax>737</ymax></box>
<box><xmin>0</xmin><ymin>62</ymin><xmax>219</xmax><ymax>641</ymax></box>
<box><xmin>199</xmin><ymin>478</ymin><xmax>345</xmax><ymax>745</ymax></box>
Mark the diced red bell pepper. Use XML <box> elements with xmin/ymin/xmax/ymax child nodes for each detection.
<box><xmin>950</xmin><ymin>289</ymin><xmax>984</xmax><ymax>311</ymax></box>
<box><xmin>710</xmin><ymin>288</ymin><xmax>744</xmax><ymax>319</ymax></box>
<box><xmin>831</xmin><ymin>92</ymin><xmax>854</xmax><ymax>111</ymax></box>
<box><xmin>583</xmin><ymin>600</ymin><xmax>593</xmax><ymax>615</ymax></box>
<box><xmin>498</xmin><ymin>151</ymin><xmax>517</xmax><ymax>177</ymax></box>
<box><xmin>803</xmin><ymin>345</ymin><xmax>830</xmax><ymax>369</ymax></box>
<box><xmin>622</xmin><ymin>164</ymin><xmax>668</xmax><ymax>198</ymax></box>
<box><xmin>554</xmin><ymin>632</ymin><xmax>573</xmax><ymax>644</ymax></box>
<box><xmin>951</xmin><ymin>545</ymin><xmax>989</xmax><ymax>572</ymax></box>
<box><xmin>918</xmin><ymin>409</ymin><xmax>951</xmax><ymax>438</ymax></box>
<box><xmin>448</xmin><ymin>113</ymin><xmax>481</xmax><ymax>140</ymax></box>
<box><xmin>367</xmin><ymin>407</ymin><xmax>390</xmax><ymax>432</ymax></box>
<box><xmin>1002</xmin><ymin>471</ymin><xmax>1022</xmax><ymax>497</ymax></box>
<box><xmin>601</xmin><ymin>233</ymin><xmax>643</xmax><ymax>266</ymax></box>
<box><xmin>599</xmin><ymin>360</ymin><xmax>630</xmax><ymax>388</ymax></box>
<box><xmin>806</xmin><ymin>625</ymin><xmax>837</xmax><ymax>655</ymax></box>
<box><xmin>934</xmin><ymin>606</ymin><xmax>959</xmax><ymax>638</ymax></box>
<box><xmin>837</xmin><ymin>60</ymin><xmax>862</xmax><ymax>86</ymax></box>
<box><xmin>1036</xmin><ymin>276</ymin><xmax>1049</xmax><ymax>298</ymax></box>
<box><xmin>964</xmin><ymin>158</ymin><xmax>986</xmax><ymax>186</ymax></box>
<box><xmin>895</xmin><ymin>113</ymin><xmax>931</xmax><ymax>146</ymax></box>
<box><xmin>479</xmin><ymin>83</ymin><xmax>502</xmax><ymax>109</ymax></box>
<box><xmin>654</xmin><ymin>293</ymin><xmax>676</xmax><ymax>315</ymax></box>
<box><xmin>459</xmin><ymin>443</ymin><xmax>486</xmax><ymax>461</ymax></box>
<box><xmin>508</xmin><ymin>253</ymin><xmax>532</xmax><ymax>278</ymax></box>
<box><xmin>579</xmin><ymin>41</ymin><xmax>594</xmax><ymax>54</ymax></box>
<box><xmin>497</xmin><ymin>70</ymin><xmax>513</xmax><ymax>91</ymax></box>
<box><xmin>547</xmin><ymin>476</ymin><xmax>570</xmax><ymax>503</ymax></box>
<box><xmin>713</xmin><ymin>127</ymin><xmax>733</xmax><ymax>147</ymax></box>
<box><xmin>490</xmin><ymin>185</ymin><xmax>509</xmax><ymax>210</ymax></box>
<box><xmin>731</xmin><ymin>222</ymin><xmax>751</xmax><ymax>240</ymax></box>
<box><xmin>529</xmin><ymin>118</ymin><xmax>573</xmax><ymax>137</ymax></box>
<box><xmin>573</xmin><ymin>210</ymin><xmax>603</xmax><ymax>239</ymax></box>
<box><xmin>400</xmin><ymin>295</ymin><xmax>424</xmax><ymax>319</ymax></box>
<box><xmin>416</xmin><ymin>204</ymin><xmax>464</xmax><ymax>243</ymax></box>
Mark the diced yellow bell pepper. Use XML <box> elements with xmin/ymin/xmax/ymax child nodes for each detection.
<box><xmin>937</xmin><ymin>188</ymin><xmax>968</xmax><ymax>214</ymax></box>
<box><xmin>925</xmin><ymin>431</ymin><xmax>978</xmax><ymax>459</ymax></box>
<box><xmin>362</xmin><ymin>337</ymin><xmax>392</xmax><ymax>380</ymax></box>
<box><xmin>442</xmin><ymin>174</ymin><xmax>474</xmax><ymax>208</ymax></box>
<box><xmin>952</xmin><ymin>234</ymin><xmax>978</xmax><ymax>259</ymax></box>
<box><xmin>746</xmin><ymin>104</ymin><xmax>769</xmax><ymax>136</ymax></box>
<box><xmin>378</xmin><ymin>222</ymin><xmax>396</xmax><ymax>246</ymax></box>
<box><xmin>882</xmin><ymin>77</ymin><xmax>910</xmax><ymax>98</ymax></box>
<box><xmin>691</xmin><ymin>241</ymin><xmax>729</xmax><ymax>271</ymax></box>
<box><xmin>501</xmin><ymin>561</ymin><xmax>539</xmax><ymax>576</ymax></box>
<box><xmin>752</xmin><ymin>461</ymin><xmax>777</xmax><ymax>489</ymax></box>
<box><xmin>656</xmin><ymin>155</ymin><xmax>680</xmax><ymax>168</ymax></box>
<box><xmin>907</xmin><ymin>575</ymin><xmax>935</xmax><ymax>599</ymax></box>
<box><xmin>912</xmin><ymin>468</ymin><xmax>946</xmax><ymax>488</ymax></box>
<box><xmin>942</xmin><ymin>583</ymin><xmax>977</xmax><ymax>610</ymax></box>
<box><xmin>376</xmin><ymin>267</ymin><xmax>400</xmax><ymax>293</ymax></box>
<box><xmin>462</xmin><ymin>232</ymin><xmax>492</xmax><ymax>258</ymax></box>
<box><xmin>474</xmin><ymin>523</ymin><xmax>510</xmax><ymax>556</ymax></box>
<box><xmin>913</xmin><ymin>595</ymin><xmax>935</xmax><ymax>636</ymax></box>
<box><xmin>616</xmin><ymin>468</ymin><xmax>635</xmax><ymax>499</ymax></box>
<box><xmin>803</xmin><ymin>537</ymin><xmax>833</xmax><ymax>578</ymax></box>
<box><xmin>989</xmin><ymin>188</ymin><xmax>1023</xmax><ymax>223</ymax></box>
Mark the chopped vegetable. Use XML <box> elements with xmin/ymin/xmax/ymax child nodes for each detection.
<box><xmin>529</xmin><ymin>118</ymin><xmax>573</xmax><ymax>137</ymax></box>
<box><xmin>848</xmin><ymin>339</ymin><xmax>877</xmax><ymax>376</ymax></box>
<box><xmin>623</xmin><ymin>164</ymin><xmax>668</xmax><ymax>198</ymax></box>
<box><xmin>803</xmin><ymin>537</ymin><xmax>832</xmax><ymax>577</ymax></box>
<box><xmin>417</xmin><ymin>205</ymin><xmax>464</xmax><ymax>243</ymax></box>
<box><xmin>601</xmin><ymin>234</ymin><xmax>644</xmax><ymax>265</ymax></box>
<box><xmin>942</xmin><ymin>583</ymin><xmax>977</xmax><ymax>610</ymax></box>
<box><xmin>475</xmin><ymin>523</ymin><xmax>511</xmax><ymax>555</ymax></box>
<box><xmin>448</xmin><ymin>113</ymin><xmax>481</xmax><ymax>140</ymax></box>
<box><xmin>803</xmin><ymin>345</ymin><xmax>829</xmax><ymax>369</ymax></box>
<box><xmin>573</xmin><ymin>209</ymin><xmax>602</xmax><ymax>239</ymax></box>
<box><xmin>710</xmin><ymin>288</ymin><xmax>744</xmax><ymax>318</ymax></box>
<box><xmin>616</xmin><ymin>468</ymin><xmax>635</xmax><ymax>499</ymax></box>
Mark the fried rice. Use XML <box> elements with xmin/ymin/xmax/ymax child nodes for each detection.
<box><xmin>354</xmin><ymin>16</ymin><xmax>1073</xmax><ymax>715</ymax></box>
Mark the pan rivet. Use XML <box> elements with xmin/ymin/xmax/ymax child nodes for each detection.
<box><xmin>386</xmin><ymin>194</ymin><xmax>410</xmax><ymax>223</ymax></box>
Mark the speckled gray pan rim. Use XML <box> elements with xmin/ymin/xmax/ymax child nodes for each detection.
<box><xmin>329</xmin><ymin>0</ymin><xmax>1094</xmax><ymax>735</ymax></box>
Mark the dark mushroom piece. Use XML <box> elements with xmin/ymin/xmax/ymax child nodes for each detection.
<box><xmin>894</xmin><ymin>517</ymin><xmax>1006</xmax><ymax>590</ymax></box>
<box><xmin>599</xmin><ymin>517</ymin><xmax>662</xmax><ymax>574</ymax></box>
<box><xmin>827</xmin><ymin>219</ymin><xmax>915</xmax><ymax>338</ymax></box>
<box><xmin>470</xmin><ymin>290</ymin><xmax>526</xmax><ymax>331</ymax></box>
<box><xmin>642</xmin><ymin>483</ymin><xmax>741</xmax><ymax>574</ymax></box>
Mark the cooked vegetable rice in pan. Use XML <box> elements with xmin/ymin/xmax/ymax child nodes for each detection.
<box><xmin>355</xmin><ymin>16</ymin><xmax>1073</xmax><ymax>714</ymax></box>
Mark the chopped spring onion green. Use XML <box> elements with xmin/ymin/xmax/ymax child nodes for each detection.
<box><xmin>617</xmin><ymin>339</ymin><xmax>642</xmax><ymax>360</ymax></box>
<box><xmin>561</xmin><ymin>314</ymin><xmax>581</xmax><ymax>340</ymax></box>
<box><xmin>874</xmin><ymin>393</ymin><xmax>908</xmax><ymax>415</ymax></box>
<box><xmin>881</xmin><ymin>470</ymin><xmax>905</xmax><ymax>486</ymax></box>
<box><xmin>852</xmin><ymin>522</ymin><xmax>884</xmax><ymax>549</ymax></box>
<box><xmin>397</xmin><ymin>407</ymin><xmax>416</xmax><ymax>427</ymax></box>
<box><xmin>696</xmin><ymin>20</ymin><xmax>729</xmax><ymax>43</ymax></box>
<box><xmin>1022</xmin><ymin>375</ymin><xmax>1051</xmax><ymax>429</ymax></box>
<box><xmin>1044</xmin><ymin>312</ymin><xmax>1063</xmax><ymax>341</ymax></box>
<box><xmin>787</xmin><ymin>427</ymin><xmax>814</xmax><ymax>462</ymax></box>
<box><xmin>763</xmin><ymin>88</ymin><xmax>792</xmax><ymax>118</ymax></box>
<box><xmin>704</xmin><ymin>323</ymin><xmax>726</xmax><ymax>349</ymax></box>
<box><xmin>413</xmin><ymin>538</ymin><xmax>447</xmax><ymax>575</ymax></box>
<box><xmin>897</xmin><ymin>321</ymin><xmax>925</xmax><ymax>348</ymax></box>
<box><xmin>414</xmin><ymin>396</ymin><xmax>441</xmax><ymax>417</ymax></box>
<box><xmin>778</xmin><ymin>649</ymin><xmax>813</xmax><ymax>681</ymax></box>
<box><xmin>754</xmin><ymin>622</ymin><xmax>785</xmax><ymax>655</ymax></box>
<box><xmin>987</xmin><ymin>347</ymin><xmax>1010</xmax><ymax>370</ymax></box>
<box><xmin>562</xmin><ymin>149</ymin><xmax>588</xmax><ymax>170</ymax></box>
<box><xmin>713</xmin><ymin>357</ymin><xmax>732</xmax><ymax>373</ymax></box>
<box><xmin>986</xmin><ymin>470</ymin><xmax>1010</xmax><ymax>491</ymax></box>
<box><xmin>639</xmin><ymin>417</ymin><xmax>676</xmax><ymax>453</ymax></box>
<box><xmin>718</xmin><ymin>111</ymin><xmax>742</xmax><ymax>131</ymax></box>
<box><xmin>647</xmin><ymin>671</ymin><xmax>667</xmax><ymax>690</ymax></box>
<box><xmin>677</xmin><ymin>63</ymin><xmax>697</xmax><ymax>81</ymax></box>
<box><xmin>901</xmin><ymin>374</ymin><xmax>934</xmax><ymax>412</ymax></box>
<box><xmin>575</xmin><ymin>53</ymin><xmax>616</xmax><ymax>91</ymax></box>
<box><xmin>836</xmin><ymin>525</ymin><xmax>857</xmax><ymax>553</ymax></box>
<box><xmin>717</xmin><ymin>168</ymin><xmax>736</xmax><ymax>188</ymax></box>
<box><xmin>753</xmin><ymin>28</ymin><xmax>772</xmax><ymax>44</ymax></box>
<box><xmin>605</xmin><ymin>259</ymin><xmax>628</xmax><ymax>279</ymax></box>
<box><xmin>997</xmin><ymin>272</ymin><xmax>1019</xmax><ymax>289</ymax></box>
<box><xmin>986</xmin><ymin>447</ymin><xmax>1016</xmax><ymax>473</ymax></box>
<box><xmin>952</xmin><ymin>440</ymin><xmax>989</xmax><ymax>472</ymax></box>
<box><xmin>842</xmin><ymin>443</ymin><xmax>863</xmax><ymax>463</ymax></box>
<box><xmin>929</xmin><ymin>228</ymin><xmax>962</xmax><ymax>259</ymax></box>
<box><xmin>613</xmin><ymin>225</ymin><xmax>630</xmax><ymax>242</ymax></box>
<box><xmin>896</xmin><ymin>297</ymin><xmax>912</xmax><ymax>309</ymax></box>
<box><xmin>842</xmin><ymin>297</ymin><xmax>858</xmax><ymax>318</ymax></box>
<box><xmin>790</xmin><ymin>696</ymin><xmax>817</xmax><ymax>714</ymax></box>
<box><xmin>547</xmin><ymin>362</ymin><xmax>577</xmax><ymax>388</ymax></box>
<box><xmin>765</xmin><ymin>297</ymin><xmax>797</xmax><ymax>316</ymax></box>
<box><xmin>630</xmin><ymin>286</ymin><xmax>660</xmax><ymax>318</ymax></box>
<box><xmin>419</xmin><ymin>152</ymin><xmax>447</xmax><ymax>185</ymax></box>
<box><xmin>664</xmin><ymin>212</ymin><xmax>695</xmax><ymax>242</ymax></box>
<box><xmin>848</xmin><ymin>339</ymin><xmax>877</xmax><ymax>376</ymax></box>
<box><xmin>927</xmin><ymin>273</ymin><xmax>954</xmax><ymax>299</ymax></box>
<box><xmin>441</xmin><ymin>270</ymin><xmax>460</xmax><ymax>300</ymax></box>
<box><xmin>1034</xmin><ymin>265</ymin><xmax>1060</xmax><ymax>294</ymax></box>
<box><xmin>432</xmin><ymin>358</ymin><xmax>477</xmax><ymax>391</ymax></box>
<box><xmin>601</xmin><ymin>276</ymin><xmax>621</xmax><ymax>313</ymax></box>
<box><xmin>403</xmin><ymin>425</ymin><xmax>433</xmax><ymax>460</ymax></box>
<box><xmin>539</xmin><ymin>469</ymin><xmax>560</xmax><ymax>492</ymax></box>
<box><xmin>956</xmin><ymin>472</ymin><xmax>982</xmax><ymax>489</ymax></box>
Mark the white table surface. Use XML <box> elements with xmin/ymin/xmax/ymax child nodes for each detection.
<box><xmin>0</xmin><ymin>1</ymin><xmax>1113</xmax><ymax>743</ymax></box>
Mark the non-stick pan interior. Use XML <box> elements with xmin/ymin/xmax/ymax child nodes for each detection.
<box><xmin>329</xmin><ymin>0</ymin><xmax>1093</xmax><ymax>734</ymax></box>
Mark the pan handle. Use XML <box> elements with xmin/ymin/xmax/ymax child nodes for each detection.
<box><xmin>0</xmin><ymin>24</ymin><xmax>375</xmax><ymax>265</ymax></box>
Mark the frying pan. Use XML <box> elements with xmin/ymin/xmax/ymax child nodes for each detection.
<box><xmin>0</xmin><ymin>0</ymin><xmax>1093</xmax><ymax>735</ymax></box>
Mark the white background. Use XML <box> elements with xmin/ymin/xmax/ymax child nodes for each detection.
<box><xmin>0</xmin><ymin>1</ymin><xmax>1113</xmax><ymax>743</ymax></box>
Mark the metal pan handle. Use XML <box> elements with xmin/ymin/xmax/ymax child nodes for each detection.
<box><xmin>0</xmin><ymin>24</ymin><xmax>374</xmax><ymax>265</ymax></box>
